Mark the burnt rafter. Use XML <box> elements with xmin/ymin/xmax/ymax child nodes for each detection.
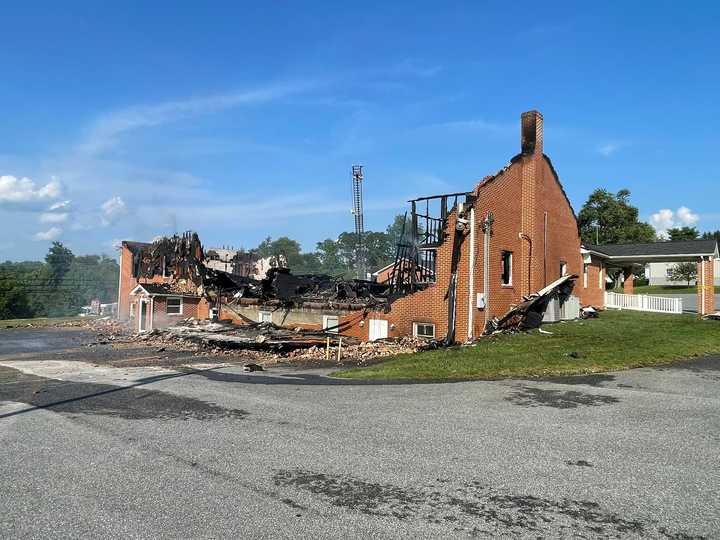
<box><xmin>388</xmin><ymin>192</ymin><xmax>472</xmax><ymax>296</ymax></box>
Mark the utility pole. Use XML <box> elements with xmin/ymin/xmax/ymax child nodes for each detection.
<box><xmin>351</xmin><ymin>165</ymin><xmax>366</xmax><ymax>279</ymax></box>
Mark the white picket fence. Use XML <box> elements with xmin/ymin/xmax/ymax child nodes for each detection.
<box><xmin>605</xmin><ymin>291</ymin><xmax>683</xmax><ymax>314</ymax></box>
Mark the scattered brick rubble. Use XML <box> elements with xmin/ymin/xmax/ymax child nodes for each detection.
<box><xmin>80</xmin><ymin>317</ymin><xmax>435</xmax><ymax>366</ymax></box>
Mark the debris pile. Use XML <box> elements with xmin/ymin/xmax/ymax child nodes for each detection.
<box><xmin>484</xmin><ymin>274</ymin><xmax>578</xmax><ymax>335</ymax></box>
<box><xmin>128</xmin><ymin>231</ymin><xmax>391</xmax><ymax>309</ymax></box>
<box><xmin>134</xmin><ymin>319</ymin><xmax>433</xmax><ymax>365</ymax></box>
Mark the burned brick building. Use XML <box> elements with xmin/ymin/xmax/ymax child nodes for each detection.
<box><xmin>336</xmin><ymin>110</ymin><xmax>606</xmax><ymax>342</ymax></box>
<box><xmin>117</xmin><ymin>111</ymin><xmax>608</xmax><ymax>339</ymax></box>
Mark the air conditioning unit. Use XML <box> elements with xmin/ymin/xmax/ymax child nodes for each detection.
<box><xmin>543</xmin><ymin>297</ymin><xmax>561</xmax><ymax>323</ymax></box>
<box><xmin>560</xmin><ymin>295</ymin><xmax>580</xmax><ymax>320</ymax></box>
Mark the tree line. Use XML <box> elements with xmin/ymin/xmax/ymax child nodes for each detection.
<box><xmin>0</xmin><ymin>243</ymin><xmax>120</xmax><ymax>320</ymax></box>
<box><xmin>1</xmin><ymin>190</ymin><xmax>717</xmax><ymax>320</ymax></box>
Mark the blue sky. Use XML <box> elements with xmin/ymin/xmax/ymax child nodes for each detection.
<box><xmin>1</xmin><ymin>1</ymin><xmax>719</xmax><ymax>260</ymax></box>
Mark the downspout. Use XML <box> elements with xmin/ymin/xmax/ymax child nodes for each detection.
<box><xmin>467</xmin><ymin>207</ymin><xmax>476</xmax><ymax>340</ymax></box>
<box><xmin>543</xmin><ymin>212</ymin><xmax>548</xmax><ymax>286</ymax></box>
<box><xmin>482</xmin><ymin>212</ymin><xmax>494</xmax><ymax>328</ymax></box>
<box><xmin>519</xmin><ymin>233</ymin><xmax>533</xmax><ymax>295</ymax></box>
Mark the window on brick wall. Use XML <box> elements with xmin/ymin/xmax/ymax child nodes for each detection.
<box><xmin>599</xmin><ymin>267</ymin><xmax>604</xmax><ymax>289</ymax></box>
<box><xmin>501</xmin><ymin>251</ymin><xmax>512</xmax><ymax>286</ymax></box>
<box><xmin>259</xmin><ymin>311</ymin><xmax>272</xmax><ymax>323</ymax></box>
<box><xmin>322</xmin><ymin>315</ymin><xmax>339</xmax><ymax>333</ymax></box>
<box><xmin>167</xmin><ymin>297</ymin><xmax>182</xmax><ymax>315</ymax></box>
<box><xmin>560</xmin><ymin>261</ymin><xmax>568</xmax><ymax>277</ymax></box>
<box><xmin>413</xmin><ymin>322</ymin><xmax>435</xmax><ymax>339</ymax></box>
<box><xmin>583</xmin><ymin>263</ymin><xmax>589</xmax><ymax>288</ymax></box>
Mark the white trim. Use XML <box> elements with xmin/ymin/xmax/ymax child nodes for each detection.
<box><xmin>583</xmin><ymin>263</ymin><xmax>588</xmax><ymax>288</ymax></box>
<box><xmin>166</xmin><ymin>296</ymin><xmax>183</xmax><ymax>316</ymax></box>
<box><xmin>322</xmin><ymin>314</ymin><xmax>339</xmax><ymax>333</ymax></box>
<box><xmin>258</xmin><ymin>310</ymin><xmax>273</xmax><ymax>323</ymax></box>
<box><xmin>413</xmin><ymin>321</ymin><xmax>436</xmax><ymax>339</ymax></box>
<box><xmin>150</xmin><ymin>297</ymin><xmax>155</xmax><ymax>330</ymax></box>
<box><xmin>130</xmin><ymin>283</ymin><xmax>150</xmax><ymax>296</ymax></box>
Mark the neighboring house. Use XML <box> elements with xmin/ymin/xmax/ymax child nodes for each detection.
<box><xmin>646</xmin><ymin>260</ymin><xmax>720</xmax><ymax>286</ymax></box>
<box><xmin>586</xmin><ymin>239</ymin><xmax>719</xmax><ymax>315</ymax></box>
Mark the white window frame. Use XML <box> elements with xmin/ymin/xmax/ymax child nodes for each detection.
<box><xmin>322</xmin><ymin>314</ymin><xmax>339</xmax><ymax>333</ymax></box>
<box><xmin>413</xmin><ymin>322</ymin><xmax>436</xmax><ymax>339</ymax></box>
<box><xmin>501</xmin><ymin>251</ymin><xmax>513</xmax><ymax>286</ymax></box>
<box><xmin>599</xmin><ymin>267</ymin><xmax>604</xmax><ymax>289</ymax></box>
<box><xmin>560</xmin><ymin>261</ymin><xmax>568</xmax><ymax>277</ymax></box>
<box><xmin>259</xmin><ymin>310</ymin><xmax>273</xmax><ymax>323</ymax></box>
<box><xmin>166</xmin><ymin>296</ymin><xmax>183</xmax><ymax>316</ymax></box>
<box><xmin>129</xmin><ymin>302</ymin><xmax>136</xmax><ymax>318</ymax></box>
<box><xmin>583</xmin><ymin>263</ymin><xmax>589</xmax><ymax>288</ymax></box>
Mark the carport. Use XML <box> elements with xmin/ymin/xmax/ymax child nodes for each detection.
<box><xmin>586</xmin><ymin>239</ymin><xmax>719</xmax><ymax>315</ymax></box>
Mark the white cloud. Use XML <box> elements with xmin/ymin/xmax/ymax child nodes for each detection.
<box><xmin>597</xmin><ymin>143</ymin><xmax>620</xmax><ymax>157</ymax></box>
<box><xmin>0</xmin><ymin>175</ymin><xmax>61</xmax><ymax>203</ymax></box>
<box><xmin>78</xmin><ymin>82</ymin><xmax>316</xmax><ymax>155</ymax></box>
<box><xmin>650</xmin><ymin>206</ymin><xmax>700</xmax><ymax>237</ymax></box>
<box><xmin>33</xmin><ymin>227</ymin><xmax>62</xmax><ymax>241</ymax></box>
<box><xmin>49</xmin><ymin>200</ymin><xmax>71</xmax><ymax>211</ymax></box>
<box><xmin>39</xmin><ymin>212</ymin><xmax>69</xmax><ymax>223</ymax></box>
<box><xmin>676</xmin><ymin>206</ymin><xmax>699</xmax><ymax>226</ymax></box>
<box><xmin>100</xmin><ymin>196</ymin><xmax>128</xmax><ymax>226</ymax></box>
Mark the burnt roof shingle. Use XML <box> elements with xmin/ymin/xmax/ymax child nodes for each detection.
<box><xmin>587</xmin><ymin>239</ymin><xmax>718</xmax><ymax>257</ymax></box>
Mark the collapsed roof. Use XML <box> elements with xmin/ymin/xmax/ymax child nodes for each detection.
<box><xmin>125</xmin><ymin>232</ymin><xmax>390</xmax><ymax>308</ymax></box>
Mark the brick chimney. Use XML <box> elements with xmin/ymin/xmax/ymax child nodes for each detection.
<box><xmin>521</xmin><ymin>110</ymin><xmax>543</xmax><ymax>155</ymax></box>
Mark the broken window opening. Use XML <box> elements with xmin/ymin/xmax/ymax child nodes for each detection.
<box><xmin>501</xmin><ymin>251</ymin><xmax>513</xmax><ymax>286</ymax></box>
<box><xmin>167</xmin><ymin>297</ymin><xmax>183</xmax><ymax>315</ymax></box>
<box><xmin>388</xmin><ymin>192</ymin><xmax>470</xmax><ymax>296</ymax></box>
<box><xmin>259</xmin><ymin>310</ymin><xmax>273</xmax><ymax>323</ymax></box>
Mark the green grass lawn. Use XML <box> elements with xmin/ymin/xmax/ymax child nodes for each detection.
<box><xmin>632</xmin><ymin>284</ymin><xmax>720</xmax><ymax>295</ymax></box>
<box><xmin>333</xmin><ymin>310</ymin><xmax>720</xmax><ymax>381</ymax></box>
<box><xmin>0</xmin><ymin>316</ymin><xmax>87</xmax><ymax>329</ymax></box>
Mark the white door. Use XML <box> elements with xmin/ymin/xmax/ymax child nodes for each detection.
<box><xmin>368</xmin><ymin>319</ymin><xmax>388</xmax><ymax>341</ymax></box>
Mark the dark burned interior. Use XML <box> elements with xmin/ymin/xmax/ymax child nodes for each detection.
<box><xmin>125</xmin><ymin>193</ymin><xmax>474</xmax><ymax>310</ymax></box>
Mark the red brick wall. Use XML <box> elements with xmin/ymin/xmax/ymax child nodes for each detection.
<box><xmin>697</xmin><ymin>257</ymin><xmax>716</xmax><ymax>315</ymax></box>
<box><xmin>117</xmin><ymin>243</ymin><xmax>171</xmax><ymax>321</ymax></box>
<box><xmin>339</xmin><ymin>113</ymin><xmax>602</xmax><ymax>342</ymax></box>
<box><xmin>581</xmin><ymin>255</ymin><xmax>606</xmax><ymax>307</ymax></box>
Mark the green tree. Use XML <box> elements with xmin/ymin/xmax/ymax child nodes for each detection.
<box><xmin>315</xmin><ymin>238</ymin><xmax>346</xmax><ymax>276</ymax></box>
<box><xmin>667</xmin><ymin>226</ymin><xmax>699</xmax><ymax>241</ymax></box>
<box><xmin>45</xmin><ymin>242</ymin><xmax>74</xmax><ymax>282</ymax></box>
<box><xmin>702</xmin><ymin>230</ymin><xmax>720</xmax><ymax>244</ymax></box>
<box><xmin>255</xmin><ymin>236</ymin><xmax>303</xmax><ymax>268</ymax></box>
<box><xmin>668</xmin><ymin>262</ymin><xmax>697</xmax><ymax>286</ymax></box>
<box><xmin>578</xmin><ymin>188</ymin><xmax>657</xmax><ymax>245</ymax></box>
<box><xmin>0</xmin><ymin>272</ymin><xmax>32</xmax><ymax>319</ymax></box>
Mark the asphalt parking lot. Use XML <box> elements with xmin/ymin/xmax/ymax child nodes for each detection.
<box><xmin>1</xmin><ymin>327</ymin><xmax>718</xmax><ymax>538</ymax></box>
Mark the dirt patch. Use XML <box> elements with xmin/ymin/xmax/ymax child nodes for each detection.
<box><xmin>505</xmin><ymin>386</ymin><xmax>620</xmax><ymax>409</ymax></box>
<box><xmin>273</xmin><ymin>469</ymin><xmax>702</xmax><ymax>537</ymax></box>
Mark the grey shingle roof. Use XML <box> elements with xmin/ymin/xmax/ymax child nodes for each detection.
<box><xmin>586</xmin><ymin>239</ymin><xmax>718</xmax><ymax>258</ymax></box>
